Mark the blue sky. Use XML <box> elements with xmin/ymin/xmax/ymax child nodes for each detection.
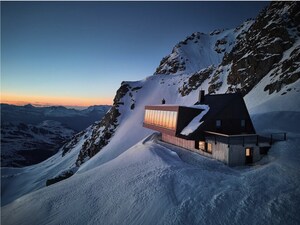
<box><xmin>1</xmin><ymin>1</ymin><xmax>269</xmax><ymax>107</ymax></box>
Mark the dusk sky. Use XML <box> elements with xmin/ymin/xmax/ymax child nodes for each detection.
<box><xmin>1</xmin><ymin>1</ymin><xmax>269</xmax><ymax>108</ymax></box>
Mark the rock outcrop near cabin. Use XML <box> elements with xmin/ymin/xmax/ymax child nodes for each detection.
<box><xmin>74</xmin><ymin>83</ymin><xmax>130</xmax><ymax>166</ymax></box>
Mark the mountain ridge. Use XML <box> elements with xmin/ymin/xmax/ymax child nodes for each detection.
<box><xmin>73</xmin><ymin>1</ymin><xmax>300</xmax><ymax>168</ymax></box>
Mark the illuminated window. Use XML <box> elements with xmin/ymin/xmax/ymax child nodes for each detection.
<box><xmin>165</xmin><ymin>111</ymin><xmax>170</xmax><ymax>128</ymax></box>
<box><xmin>148</xmin><ymin>110</ymin><xmax>152</xmax><ymax>124</ymax></box>
<box><xmin>154</xmin><ymin>110</ymin><xmax>158</xmax><ymax>125</ymax></box>
<box><xmin>216</xmin><ymin>120</ymin><xmax>221</xmax><ymax>128</ymax></box>
<box><xmin>163</xmin><ymin>111</ymin><xmax>167</xmax><ymax>127</ymax></box>
<box><xmin>245</xmin><ymin>148</ymin><xmax>251</xmax><ymax>156</ymax></box>
<box><xmin>172</xmin><ymin>112</ymin><xmax>177</xmax><ymax>129</ymax></box>
<box><xmin>144</xmin><ymin>109</ymin><xmax>177</xmax><ymax>130</ymax></box>
<box><xmin>151</xmin><ymin>110</ymin><xmax>155</xmax><ymax>124</ymax></box>
<box><xmin>207</xmin><ymin>143</ymin><xmax>212</xmax><ymax>153</ymax></box>
<box><xmin>199</xmin><ymin>141</ymin><xmax>212</xmax><ymax>153</ymax></box>
<box><xmin>199</xmin><ymin>141</ymin><xmax>205</xmax><ymax>150</ymax></box>
<box><xmin>241</xmin><ymin>120</ymin><xmax>246</xmax><ymax>127</ymax></box>
<box><xmin>159</xmin><ymin>111</ymin><xmax>163</xmax><ymax>126</ymax></box>
<box><xmin>144</xmin><ymin>110</ymin><xmax>149</xmax><ymax>123</ymax></box>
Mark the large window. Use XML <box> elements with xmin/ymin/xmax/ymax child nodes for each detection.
<box><xmin>144</xmin><ymin>109</ymin><xmax>177</xmax><ymax>130</ymax></box>
<box><xmin>199</xmin><ymin>141</ymin><xmax>205</xmax><ymax>151</ymax></box>
<box><xmin>198</xmin><ymin>141</ymin><xmax>212</xmax><ymax>154</ymax></box>
<box><xmin>245</xmin><ymin>148</ymin><xmax>251</xmax><ymax>156</ymax></box>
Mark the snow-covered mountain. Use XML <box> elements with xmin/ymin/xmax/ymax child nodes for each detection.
<box><xmin>1</xmin><ymin>121</ymin><xmax>75</xmax><ymax>167</ymax></box>
<box><xmin>154</xmin><ymin>20</ymin><xmax>253</xmax><ymax>75</ymax></box>
<box><xmin>1</xmin><ymin>104</ymin><xmax>111</xmax><ymax>131</ymax></box>
<box><xmin>1</xmin><ymin>1</ymin><xmax>300</xmax><ymax>224</ymax></box>
<box><xmin>1</xmin><ymin>104</ymin><xmax>111</xmax><ymax>167</ymax></box>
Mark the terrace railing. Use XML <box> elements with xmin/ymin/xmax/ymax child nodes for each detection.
<box><xmin>204</xmin><ymin>131</ymin><xmax>287</xmax><ymax>146</ymax></box>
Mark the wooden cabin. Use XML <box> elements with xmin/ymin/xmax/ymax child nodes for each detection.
<box><xmin>143</xmin><ymin>91</ymin><xmax>271</xmax><ymax>166</ymax></box>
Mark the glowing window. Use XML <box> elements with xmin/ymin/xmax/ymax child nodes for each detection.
<box><xmin>199</xmin><ymin>141</ymin><xmax>205</xmax><ymax>150</ymax></box>
<box><xmin>165</xmin><ymin>111</ymin><xmax>170</xmax><ymax>128</ymax></box>
<box><xmin>144</xmin><ymin>110</ymin><xmax>149</xmax><ymax>123</ymax></box>
<box><xmin>245</xmin><ymin>148</ymin><xmax>251</xmax><ymax>156</ymax></box>
<box><xmin>144</xmin><ymin>109</ymin><xmax>177</xmax><ymax>130</ymax></box>
<box><xmin>172</xmin><ymin>112</ymin><xmax>177</xmax><ymax>129</ymax></box>
<box><xmin>207</xmin><ymin>143</ymin><xmax>212</xmax><ymax>153</ymax></box>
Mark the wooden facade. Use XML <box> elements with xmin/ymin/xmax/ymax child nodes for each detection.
<box><xmin>143</xmin><ymin>93</ymin><xmax>268</xmax><ymax>166</ymax></box>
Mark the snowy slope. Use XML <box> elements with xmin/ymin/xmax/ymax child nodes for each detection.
<box><xmin>1</xmin><ymin>126</ymin><xmax>89</xmax><ymax>206</ymax></box>
<box><xmin>155</xmin><ymin>21</ymin><xmax>253</xmax><ymax>75</ymax></box>
<box><xmin>2</xmin><ymin>127</ymin><xmax>300</xmax><ymax>225</ymax></box>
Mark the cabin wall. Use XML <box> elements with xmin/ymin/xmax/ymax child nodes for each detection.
<box><xmin>206</xmin><ymin>140</ymin><xmax>229</xmax><ymax>164</ymax></box>
<box><xmin>162</xmin><ymin>133</ymin><xmax>195</xmax><ymax>150</ymax></box>
<box><xmin>162</xmin><ymin>134</ymin><xmax>230</xmax><ymax>164</ymax></box>
<box><xmin>162</xmin><ymin>134</ymin><xmax>263</xmax><ymax>166</ymax></box>
<box><xmin>228</xmin><ymin>145</ymin><xmax>261</xmax><ymax>166</ymax></box>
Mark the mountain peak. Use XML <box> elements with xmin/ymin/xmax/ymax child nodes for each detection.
<box><xmin>24</xmin><ymin>104</ymin><xmax>35</xmax><ymax>108</ymax></box>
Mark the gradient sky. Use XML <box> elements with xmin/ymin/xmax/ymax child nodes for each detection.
<box><xmin>1</xmin><ymin>1</ymin><xmax>269</xmax><ymax>108</ymax></box>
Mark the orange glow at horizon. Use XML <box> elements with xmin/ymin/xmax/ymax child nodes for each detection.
<box><xmin>1</xmin><ymin>93</ymin><xmax>113</xmax><ymax>108</ymax></box>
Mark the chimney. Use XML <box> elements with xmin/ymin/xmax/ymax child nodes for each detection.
<box><xmin>199</xmin><ymin>90</ymin><xmax>205</xmax><ymax>103</ymax></box>
<box><xmin>161</xmin><ymin>98</ymin><xmax>166</xmax><ymax>104</ymax></box>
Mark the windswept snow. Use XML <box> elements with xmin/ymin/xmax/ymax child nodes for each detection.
<box><xmin>180</xmin><ymin>105</ymin><xmax>210</xmax><ymax>135</ymax></box>
<box><xmin>2</xmin><ymin>124</ymin><xmax>300</xmax><ymax>225</ymax></box>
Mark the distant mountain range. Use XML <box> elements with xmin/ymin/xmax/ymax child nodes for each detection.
<box><xmin>1</xmin><ymin>104</ymin><xmax>111</xmax><ymax>167</ymax></box>
<box><xmin>1</xmin><ymin>104</ymin><xmax>111</xmax><ymax>132</ymax></box>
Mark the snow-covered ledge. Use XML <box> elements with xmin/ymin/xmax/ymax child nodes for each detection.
<box><xmin>180</xmin><ymin>105</ymin><xmax>210</xmax><ymax>135</ymax></box>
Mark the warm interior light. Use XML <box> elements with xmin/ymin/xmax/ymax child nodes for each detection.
<box><xmin>144</xmin><ymin>109</ymin><xmax>177</xmax><ymax>130</ymax></box>
<box><xmin>246</xmin><ymin>148</ymin><xmax>251</xmax><ymax>156</ymax></box>
<box><xmin>199</xmin><ymin>141</ymin><xmax>205</xmax><ymax>150</ymax></box>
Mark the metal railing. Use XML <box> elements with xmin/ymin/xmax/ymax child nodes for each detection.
<box><xmin>204</xmin><ymin>131</ymin><xmax>287</xmax><ymax>146</ymax></box>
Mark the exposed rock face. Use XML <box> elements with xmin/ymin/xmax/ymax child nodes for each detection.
<box><xmin>154</xmin><ymin>31</ymin><xmax>236</xmax><ymax>75</ymax></box>
<box><xmin>157</xmin><ymin>2</ymin><xmax>299</xmax><ymax>97</ymax></box>
<box><xmin>73</xmin><ymin>82</ymin><xmax>143</xmax><ymax>166</ymax></box>
<box><xmin>74</xmin><ymin>83</ymin><xmax>129</xmax><ymax>166</ymax></box>
<box><xmin>179</xmin><ymin>66</ymin><xmax>214</xmax><ymax>96</ymax></box>
<box><xmin>224</xmin><ymin>1</ymin><xmax>300</xmax><ymax>95</ymax></box>
<box><xmin>264</xmin><ymin>45</ymin><xmax>300</xmax><ymax>95</ymax></box>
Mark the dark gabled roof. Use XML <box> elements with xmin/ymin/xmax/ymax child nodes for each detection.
<box><xmin>195</xmin><ymin>93</ymin><xmax>244</xmax><ymax>123</ymax></box>
<box><xmin>184</xmin><ymin>92</ymin><xmax>256</xmax><ymax>137</ymax></box>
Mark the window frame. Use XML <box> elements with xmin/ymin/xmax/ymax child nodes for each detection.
<box><xmin>241</xmin><ymin>119</ymin><xmax>246</xmax><ymax>128</ymax></box>
<box><xmin>198</xmin><ymin>141</ymin><xmax>212</xmax><ymax>154</ymax></box>
<box><xmin>216</xmin><ymin>119</ymin><xmax>222</xmax><ymax>128</ymax></box>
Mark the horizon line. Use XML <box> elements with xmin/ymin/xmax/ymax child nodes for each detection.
<box><xmin>0</xmin><ymin>100</ymin><xmax>112</xmax><ymax>110</ymax></box>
